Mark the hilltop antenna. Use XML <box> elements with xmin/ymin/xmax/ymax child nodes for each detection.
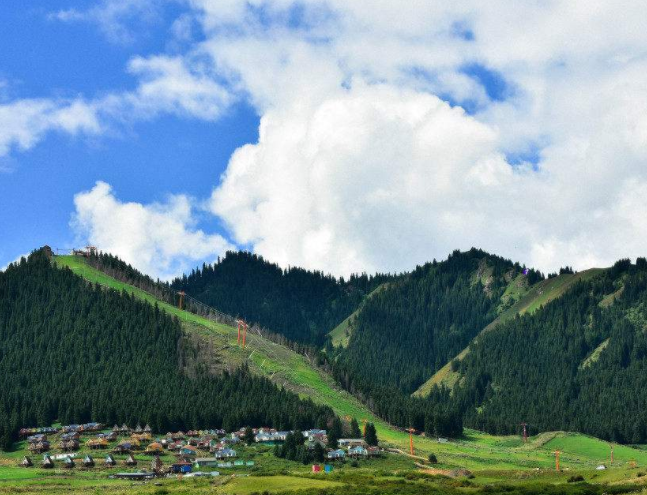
<box><xmin>520</xmin><ymin>422</ymin><xmax>528</xmax><ymax>443</ymax></box>
<box><xmin>554</xmin><ymin>450</ymin><xmax>561</xmax><ymax>471</ymax></box>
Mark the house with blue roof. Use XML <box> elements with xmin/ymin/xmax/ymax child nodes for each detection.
<box><xmin>327</xmin><ymin>449</ymin><xmax>346</xmax><ymax>460</ymax></box>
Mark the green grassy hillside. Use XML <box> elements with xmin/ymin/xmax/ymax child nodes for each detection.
<box><xmin>414</xmin><ymin>269</ymin><xmax>605</xmax><ymax>397</ymax></box>
<box><xmin>328</xmin><ymin>284</ymin><xmax>388</xmax><ymax>348</ymax></box>
<box><xmin>53</xmin><ymin>256</ymin><xmax>417</xmax><ymax>450</ymax></box>
<box><xmin>51</xmin><ymin>256</ymin><xmax>647</xmax><ymax>472</ymax></box>
<box><xmin>5</xmin><ymin>441</ymin><xmax>647</xmax><ymax>495</ymax></box>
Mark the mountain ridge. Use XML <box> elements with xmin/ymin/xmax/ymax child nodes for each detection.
<box><xmin>9</xmin><ymin>246</ymin><xmax>647</xmax><ymax>445</ymax></box>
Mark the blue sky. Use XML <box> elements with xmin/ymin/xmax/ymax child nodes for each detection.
<box><xmin>3</xmin><ymin>1</ymin><xmax>647</xmax><ymax>278</ymax></box>
<box><xmin>0</xmin><ymin>1</ymin><xmax>258</xmax><ymax>269</ymax></box>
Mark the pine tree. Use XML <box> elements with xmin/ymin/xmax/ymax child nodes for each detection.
<box><xmin>328</xmin><ymin>417</ymin><xmax>343</xmax><ymax>448</ymax></box>
<box><xmin>350</xmin><ymin>418</ymin><xmax>361</xmax><ymax>438</ymax></box>
<box><xmin>244</xmin><ymin>426</ymin><xmax>255</xmax><ymax>445</ymax></box>
<box><xmin>313</xmin><ymin>442</ymin><xmax>325</xmax><ymax>462</ymax></box>
<box><xmin>364</xmin><ymin>423</ymin><xmax>378</xmax><ymax>446</ymax></box>
<box><xmin>0</xmin><ymin>249</ymin><xmax>337</xmax><ymax>449</ymax></box>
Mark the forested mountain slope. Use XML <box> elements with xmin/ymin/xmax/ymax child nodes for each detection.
<box><xmin>171</xmin><ymin>251</ymin><xmax>390</xmax><ymax>346</ymax></box>
<box><xmin>453</xmin><ymin>258</ymin><xmax>647</xmax><ymax>443</ymax></box>
<box><xmin>414</xmin><ymin>268</ymin><xmax>604</xmax><ymax>397</ymax></box>
<box><xmin>0</xmin><ymin>250</ymin><xmax>334</xmax><ymax>450</ymax></box>
<box><xmin>332</xmin><ymin>249</ymin><xmax>543</xmax><ymax>394</ymax></box>
<box><xmin>328</xmin><ymin>283</ymin><xmax>390</xmax><ymax>348</ymax></box>
<box><xmin>13</xmin><ymin>245</ymin><xmax>647</xmax><ymax>447</ymax></box>
<box><xmin>52</xmin><ymin>254</ymin><xmax>438</xmax><ymax>447</ymax></box>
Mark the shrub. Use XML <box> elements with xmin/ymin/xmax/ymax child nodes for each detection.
<box><xmin>567</xmin><ymin>475</ymin><xmax>584</xmax><ymax>483</ymax></box>
<box><xmin>428</xmin><ymin>453</ymin><xmax>438</xmax><ymax>464</ymax></box>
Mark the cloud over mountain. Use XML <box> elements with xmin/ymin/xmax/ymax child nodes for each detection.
<box><xmin>72</xmin><ymin>181</ymin><xmax>231</xmax><ymax>280</ymax></box>
<box><xmin>9</xmin><ymin>1</ymin><xmax>647</xmax><ymax>277</ymax></box>
<box><xmin>201</xmin><ymin>1</ymin><xmax>647</xmax><ymax>275</ymax></box>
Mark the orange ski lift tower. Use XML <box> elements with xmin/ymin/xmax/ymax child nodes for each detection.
<box><xmin>406</xmin><ymin>428</ymin><xmax>415</xmax><ymax>456</ymax></box>
<box><xmin>237</xmin><ymin>320</ymin><xmax>248</xmax><ymax>348</ymax></box>
<box><xmin>554</xmin><ymin>450</ymin><xmax>561</xmax><ymax>471</ymax></box>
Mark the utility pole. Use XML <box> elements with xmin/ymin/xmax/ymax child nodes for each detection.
<box><xmin>610</xmin><ymin>444</ymin><xmax>614</xmax><ymax>464</ymax></box>
<box><xmin>554</xmin><ymin>450</ymin><xmax>561</xmax><ymax>471</ymax></box>
<box><xmin>178</xmin><ymin>291</ymin><xmax>185</xmax><ymax>310</ymax></box>
<box><xmin>520</xmin><ymin>422</ymin><xmax>528</xmax><ymax>443</ymax></box>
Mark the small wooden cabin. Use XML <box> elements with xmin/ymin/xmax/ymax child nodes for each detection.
<box><xmin>213</xmin><ymin>448</ymin><xmax>236</xmax><ymax>460</ymax></box>
<box><xmin>86</xmin><ymin>438</ymin><xmax>108</xmax><ymax>449</ymax></box>
<box><xmin>113</xmin><ymin>442</ymin><xmax>133</xmax><ymax>454</ymax></box>
<box><xmin>63</xmin><ymin>456</ymin><xmax>75</xmax><ymax>469</ymax></box>
<box><xmin>83</xmin><ymin>455</ymin><xmax>95</xmax><ymax>468</ymax></box>
<box><xmin>104</xmin><ymin>431</ymin><xmax>118</xmax><ymax>441</ymax></box>
<box><xmin>29</xmin><ymin>440</ymin><xmax>50</xmax><ymax>453</ymax></box>
<box><xmin>61</xmin><ymin>439</ymin><xmax>80</xmax><ymax>451</ymax></box>
<box><xmin>42</xmin><ymin>455</ymin><xmax>55</xmax><ymax>469</ymax></box>
<box><xmin>20</xmin><ymin>456</ymin><xmax>33</xmax><ymax>468</ymax></box>
<box><xmin>105</xmin><ymin>454</ymin><xmax>117</xmax><ymax>467</ymax></box>
<box><xmin>125</xmin><ymin>453</ymin><xmax>137</xmax><ymax>466</ymax></box>
<box><xmin>179</xmin><ymin>445</ymin><xmax>198</xmax><ymax>457</ymax></box>
<box><xmin>145</xmin><ymin>442</ymin><xmax>164</xmax><ymax>455</ymax></box>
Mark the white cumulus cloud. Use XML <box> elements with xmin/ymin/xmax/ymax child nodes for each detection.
<box><xmin>72</xmin><ymin>181</ymin><xmax>232</xmax><ymax>280</ymax></box>
<box><xmin>16</xmin><ymin>0</ymin><xmax>647</xmax><ymax>276</ymax></box>
<box><xmin>0</xmin><ymin>53</ymin><xmax>232</xmax><ymax>160</ymax></box>
<box><xmin>49</xmin><ymin>0</ymin><xmax>165</xmax><ymax>44</ymax></box>
<box><xmin>196</xmin><ymin>1</ymin><xmax>647</xmax><ymax>275</ymax></box>
<box><xmin>210</xmin><ymin>83</ymin><xmax>526</xmax><ymax>275</ymax></box>
<box><xmin>0</xmin><ymin>98</ymin><xmax>101</xmax><ymax>158</ymax></box>
<box><xmin>123</xmin><ymin>54</ymin><xmax>232</xmax><ymax>121</ymax></box>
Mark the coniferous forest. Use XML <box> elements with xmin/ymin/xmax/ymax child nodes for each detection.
<box><xmin>171</xmin><ymin>251</ymin><xmax>391</xmax><ymax>346</ymax></box>
<box><xmin>173</xmin><ymin>248</ymin><xmax>647</xmax><ymax>443</ymax></box>
<box><xmin>0</xmin><ymin>250</ymin><xmax>334</xmax><ymax>450</ymax></box>
<box><xmin>454</xmin><ymin>258</ymin><xmax>647</xmax><ymax>443</ymax></box>
<box><xmin>6</xmin><ymin>246</ymin><xmax>647</xmax><ymax>449</ymax></box>
<box><xmin>335</xmin><ymin>249</ymin><xmax>523</xmax><ymax>393</ymax></box>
